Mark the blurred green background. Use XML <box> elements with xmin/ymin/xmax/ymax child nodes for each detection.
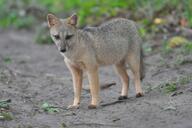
<box><xmin>0</xmin><ymin>0</ymin><xmax>192</xmax><ymax>44</ymax></box>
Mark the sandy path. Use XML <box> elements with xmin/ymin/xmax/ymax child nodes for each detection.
<box><xmin>0</xmin><ymin>30</ymin><xmax>192</xmax><ymax>128</ymax></box>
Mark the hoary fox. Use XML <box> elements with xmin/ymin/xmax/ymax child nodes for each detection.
<box><xmin>47</xmin><ymin>13</ymin><xmax>144</xmax><ymax>109</ymax></box>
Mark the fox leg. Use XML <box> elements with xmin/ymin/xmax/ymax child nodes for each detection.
<box><xmin>127</xmin><ymin>53</ymin><xmax>144</xmax><ymax>97</ymax></box>
<box><xmin>65</xmin><ymin>59</ymin><xmax>83</xmax><ymax>109</ymax></box>
<box><xmin>86</xmin><ymin>66</ymin><xmax>100</xmax><ymax>109</ymax></box>
<box><xmin>114</xmin><ymin>61</ymin><xmax>129</xmax><ymax>100</ymax></box>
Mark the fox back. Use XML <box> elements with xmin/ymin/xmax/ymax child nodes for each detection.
<box><xmin>82</xmin><ymin>18</ymin><xmax>141</xmax><ymax>65</ymax></box>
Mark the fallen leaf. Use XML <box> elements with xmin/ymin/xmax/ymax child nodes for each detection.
<box><xmin>154</xmin><ymin>18</ymin><xmax>166</xmax><ymax>25</ymax></box>
<box><xmin>168</xmin><ymin>36</ymin><xmax>188</xmax><ymax>48</ymax></box>
<box><xmin>180</xmin><ymin>18</ymin><xmax>188</xmax><ymax>27</ymax></box>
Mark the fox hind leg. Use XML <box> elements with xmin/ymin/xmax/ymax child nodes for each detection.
<box><xmin>114</xmin><ymin>61</ymin><xmax>129</xmax><ymax>100</ymax></box>
<box><xmin>86</xmin><ymin>66</ymin><xmax>100</xmax><ymax>109</ymax></box>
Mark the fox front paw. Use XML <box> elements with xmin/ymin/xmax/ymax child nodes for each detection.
<box><xmin>118</xmin><ymin>96</ymin><xmax>128</xmax><ymax>100</ymax></box>
<box><xmin>88</xmin><ymin>104</ymin><xmax>97</xmax><ymax>109</ymax></box>
<box><xmin>67</xmin><ymin>104</ymin><xmax>80</xmax><ymax>109</ymax></box>
<box><xmin>136</xmin><ymin>92</ymin><xmax>144</xmax><ymax>98</ymax></box>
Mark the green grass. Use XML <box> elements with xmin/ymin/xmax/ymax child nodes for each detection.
<box><xmin>0</xmin><ymin>112</ymin><xmax>13</xmax><ymax>121</ymax></box>
<box><xmin>164</xmin><ymin>83</ymin><xmax>177</xmax><ymax>93</ymax></box>
<box><xmin>183</xmin><ymin>0</ymin><xmax>192</xmax><ymax>27</ymax></box>
<box><xmin>183</xmin><ymin>42</ymin><xmax>192</xmax><ymax>53</ymax></box>
<box><xmin>0</xmin><ymin>99</ymin><xmax>13</xmax><ymax>121</ymax></box>
<box><xmin>1</xmin><ymin>0</ymin><xmax>192</xmax><ymax>45</ymax></box>
<box><xmin>178</xmin><ymin>75</ymin><xmax>192</xmax><ymax>85</ymax></box>
<box><xmin>0</xmin><ymin>0</ymin><xmax>35</xmax><ymax>29</ymax></box>
<box><xmin>1</xmin><ymin>0</ymin><xmax>191</xmax><ymax>28</ymax></box>
<box><xmin>145</xmin><ymin>74</ymin><xmax>192</xmax><ymax>94</ymax></box>
<box><xmin>161</xmin><ymin>74</ymin><xmax>192</xmax><ymax>93</ymax></box>
<box><xmin>161</xmin><ymin>39</ymin><xmax>192</xmax><ymax>58</ymax></box>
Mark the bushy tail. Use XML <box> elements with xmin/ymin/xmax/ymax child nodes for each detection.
<box><xmin>140</xmin><ymin>48</ymin><xmax>145</xmax><ymax>80</ymax></box>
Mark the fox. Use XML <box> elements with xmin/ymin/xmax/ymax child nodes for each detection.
<box><xmin>47</xmin><ymin>13</ymin><xmax>144</xmax><ymax>109</ymax></box>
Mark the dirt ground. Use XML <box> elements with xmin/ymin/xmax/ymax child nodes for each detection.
<box><xmin>0</xmin><ymin>30</ymin><xmax>192</xmax><ymax>128</ymax></box>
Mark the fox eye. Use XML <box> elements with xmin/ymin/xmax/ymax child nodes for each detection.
<box><xmin>65</xmin><ymin>35</ymin><xmax>73</xmax><ymax>40</ymax></box>
<box><xmin>53</xmin><ymin>35</ymin><xmax>60</xmax><ymax>40</ymax></box>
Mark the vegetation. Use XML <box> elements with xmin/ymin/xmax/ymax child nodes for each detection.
<box><xmin>41</xmin><ymin>102</ymin><xmax>60</xmax><ymax>113</ymax></box>
<box><xmin>164</xmin><ymin>82</ymin><xmax>177</xmax><ymax>93</ymax></box>
<box><xmin>0</xmin><ymin>112</ymin><xmax>13</xmax><ymax>120</ymax></box>
<box><xmin>1</xmin><ymin>0</ymin><xmax>192</xmax><ymax>28</ymax></box>
<box><xmin>0</xmin><ymin>99</ymin><xmax>13</xmax><ymax>121</ymax></box>
<box><xmin>3</xmin><ymin>57</ymin><xmax>12</xmax><ymax>64</ymax></box>
<box><xmin>0</xmin><ymin>0</ymin><xmax>192</xmax><ymax>44</ymax></box>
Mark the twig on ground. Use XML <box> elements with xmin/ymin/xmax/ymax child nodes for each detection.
<box><xmin>152</xmin><ymin>69</ymin><xmax>167</xmax><ymax>77</ymax></box>
<box><xmin>100</xmin><ymin>82</ymin><xmax>116</xmax><ymax>89</ymax></box>
<box><xmin>100</xmin><ymin>99</ymin><xmax>128</xmax><ymax>107</ymax></box>
<box><xmin>63</xmin><ymin>112</ymin><xmax>76</xmax><ymax>116</ymax></box>
<box><xmin>83</xmin><ymin>82</ymin><xmax>116</xmax><ymax>92</ymax></box>
<box><xmin>72</xmin><ymin>122</ymin><xmax>121</xmax><ymax>127</ymax></box>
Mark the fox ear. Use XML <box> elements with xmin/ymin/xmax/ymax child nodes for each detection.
<box><xmin>68</xmin><ymin>13</ymin><xmax>78</xmax><ymax>26</ymax></box>
<box><xmin>47</xmin><ymin>13</ymin><xmax>60</xmax><ymax>28</ymax></box>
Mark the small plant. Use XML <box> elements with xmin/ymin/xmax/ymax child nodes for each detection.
<box><xmin>164</xmin><ymin>83</ymin><xmax>177</xmax><ymax>93</ymax></box>
<box><xmin>0</xmin><ymin>99</ymin><xmax>13</xmax><ymax>121</ymax></box>
<box><xmin>3</xmin><ymin>57</ymin><xmax>12</xmax><ymax>64</ymax></box>
<box><xmin>183</xmin><ymin>42</ymin><xmax>192</xmax><ymax>53</ymax></box>
<box><xmin>41</xmin><ymin>102</ymin><xmax>59</xmax><ymax>113</ymax></box>
<box><xmin>0</xmin><ymin>99</ymin><xmax>11</xmax><ymax>109</ymax></box>
<box><xmin>178</xmin><ymin>75</ymin><xmax>192</xmax><ymax>85</ymax></box>
<box><xmin>0</xmin><ymin>112</ymin><xmax>13</xmax><ymax>121</ymax></box>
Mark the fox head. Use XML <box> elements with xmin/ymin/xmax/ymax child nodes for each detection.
<box><xmin>47</xmin><ymin>13</ymin><xmax>78</xmax><ymax>53</ymax></box>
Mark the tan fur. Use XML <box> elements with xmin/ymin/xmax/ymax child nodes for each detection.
<box><xmin>47</xmin><ymin>13</ymin><xmax>144</xmax><ymax>109</ymax></box>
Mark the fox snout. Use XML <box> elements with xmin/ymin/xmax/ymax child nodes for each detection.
<box><xmin>60</xmin><ymin>48</ymin><xmax>66</xmax><ymax>53</ymax></box>
<box><xmin>57</xmin><ymin>42</ymin><xmax>67</xmax><ymax>53</ymax></box>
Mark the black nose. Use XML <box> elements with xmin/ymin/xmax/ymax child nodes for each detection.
<box><xmin>60</xmin><ymin>49</ymin><xmax>66</xmax><ymax>53</ymax></box>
